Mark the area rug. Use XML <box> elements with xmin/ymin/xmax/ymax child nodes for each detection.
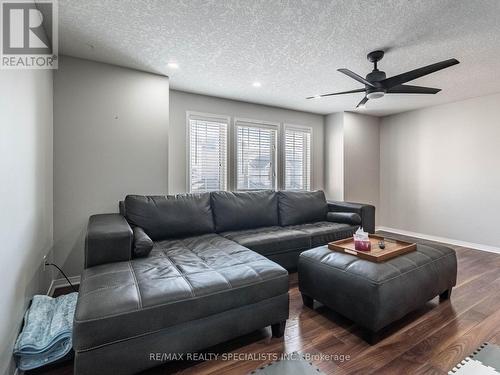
<box><xmin>249</xmin><ymin>352</ymin><xmax>325</xmax><ymax>375</ymax></box>
<box><xmin>449</xmin><ymin>343</ymin><xmax>500</xmax><ymax>374</ymax></box>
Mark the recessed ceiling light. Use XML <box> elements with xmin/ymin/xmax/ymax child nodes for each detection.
<box><xmin>252</xmin><ymin>82</ymin><xmax>262</xmax><ymax>88</ymax></box>
<box><xmin>313</xmin><ymin>95</ymin><xmax>321</xmax><ymax>99</ymax></box>
<box><xmin>167</xmin><ymin>62</ymin><xmax>179</xmax><ymax>69</ymax></box>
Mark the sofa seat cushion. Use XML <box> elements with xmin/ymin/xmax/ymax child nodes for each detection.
<box><xmin>288</xmin><ymin>222</ymin><xmax>359</xmax><ymax>247</ymax></box>
<box><xmin>221</xmin><ymin>226</ymin><xmax>311</xmax><ymax>256</ymax></box>
<box><xmin>73</xmin><ymin>234</ymin><xmax>288</xmax><ymax>351</ymax></box>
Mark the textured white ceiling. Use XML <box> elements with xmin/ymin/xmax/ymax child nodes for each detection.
<box><xmin>57</xmin><ymin>0</ymin><xmax>500</xmax><ymax>116</ymax></box>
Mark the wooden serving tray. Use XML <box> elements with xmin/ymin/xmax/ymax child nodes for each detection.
<box><xmin>328</xmin><ymin>234</ymin><xmax>416</xmax><ymax>262</ymax></box>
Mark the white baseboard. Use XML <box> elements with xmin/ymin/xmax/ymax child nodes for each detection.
<box><xmin>376</xmin><ymin>226</ymin><xmax>500</xmax><ymax>255</ymax></box>
<box><xmin>46</xmin><ymin>275</ymin><xmax>81</xmax><ymax>296</ymax></box>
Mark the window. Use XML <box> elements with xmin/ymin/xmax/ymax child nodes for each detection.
<box><xmin>188</xmin><ymin>113</ymin><xmax>228</xmax><ymax>193</ymax></box>
<box><xmin>284</xmin><ymin>125</ymin><xmax>311</xmax><ymax>190</ymax></box>
<box><xmin>186</xmin><ymin>112</ymin><xmax>313</xmax><ymax>192</ymax></box>
<box><xmin>235</xmin><ymin>120</ymin><xmax>277</xmax><ymax>190</ymax></box>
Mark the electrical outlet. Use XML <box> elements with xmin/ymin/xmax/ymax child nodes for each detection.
<box><xmin>43</xmin><ymin>254</ymin><xmax>48</xmax><ymax>271</ymax></box>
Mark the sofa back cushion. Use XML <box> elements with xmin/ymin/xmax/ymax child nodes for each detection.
<box><xmin>278</xmin><ymin>190</ymin><xmax>328</xmax><ymax>226</ymax></box>
<box><xmin>124</xmin><ymin>194</ymin><xmax>214</xmax><ymax>240</ymax></box>
<box><xmin>211</xmin><ymin>190</ymin><xmax>279</xmax><ymax>232</ymax></box>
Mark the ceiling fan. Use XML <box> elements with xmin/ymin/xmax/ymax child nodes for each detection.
<box><xmin>307</xmin><ymin>50</ymin><xmax>459</xmax><ymax>108</ymax></box>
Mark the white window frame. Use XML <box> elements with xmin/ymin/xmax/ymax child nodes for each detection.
<box><xmin>186</xmin><ymin>111</ymin><xmax>230</xmax><ymax>193</ymax></box>
<box><xmin>233</xmin><ymin>117</ymin><xmax>280</xmax><ymax>191</ymax></box>
<box><xmin>282</xmin><ymin>123</ymin><xmax>313</xmax><ymax>191</ymax></box>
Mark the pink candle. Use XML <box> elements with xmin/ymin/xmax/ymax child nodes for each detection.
<box><xmin>354</xmin><ymin>239</ymin><xmax>371</xmax><ymax>252</ymax></box>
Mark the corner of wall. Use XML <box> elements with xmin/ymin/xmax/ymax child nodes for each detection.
<box><xmin>324</xmin><ymin>112</ymin><xmax>345</xmax><ymax>201</ymax></box>
<box><xmin>53</xmin><ymin>56</ymin><xmax>170</xmax><ymax>277</ymax></box>
<box><xmin>324</xmin><ymin>111</ymin><xmax>381</xmax><ymax>225</ymax></box>
<box><xmin>0</xmin><ymin>69</ymin><xmax>54</xmax><ymax>375</ymax></box>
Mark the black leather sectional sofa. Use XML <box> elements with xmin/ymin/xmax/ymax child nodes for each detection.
<box><xmin>73</xmin><ymin>190</ymin><xmax>374</xmax><ymax>374</ymax></box>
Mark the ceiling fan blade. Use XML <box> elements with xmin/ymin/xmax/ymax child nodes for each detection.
<box><xmin>306</xmin><ymin>88</ymin><xmax>365</xmax><ymax>99</ymax></box>
<box><xmin>338</xmin><ymin>68</ymin><xmax>375</xmax><ymax>87</ymax></box>
<box><xmin>381</xmin><ymin>58</ymin><xmax>459</xmax><ymax>89</ymax></box>
<box><xmin>387</xmin><ymin>84</ymin><xmax>441</xmax><ymax>94</ymax></box>
<box><xmin>356</xmin><ymin>96</ymin><xmax>368</xmax><ymax>108</ymax></box>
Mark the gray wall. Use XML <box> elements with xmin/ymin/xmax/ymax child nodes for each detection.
<box><xmin>379</xmin><ymin>92</ymin><xmax>500</xmax><ymax>248</ymax></box>
<box><xmin>169</xmin><ymin>90</ymin><xmax>325</xmax><ymax>194</ymax></box>
<box><xmin>53</xmin><ymin>56</ymin><xmax>169</xmax><ymax>277</ymax></box>
<box><xmin>0</xmin><ymin>70</ymin><xmax>53</xmax><ymax>375</ymax></box>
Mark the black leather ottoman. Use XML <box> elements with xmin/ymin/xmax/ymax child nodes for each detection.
<box><xmin>298</xmin><ymin>243</ymin><xmax>457</xmax><ymax>343</ymax></box>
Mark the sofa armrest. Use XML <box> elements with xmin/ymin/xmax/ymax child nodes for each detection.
<box><xmin>326</xmin><ymin>212</ymin><xmax>362</xmax><ymax>226</ymax></box>
<box><xmin>85</xmin><ymin>214</ymin><xmax>133</xmax><ymax>268</ymax></box>
<box><xmin>327</xmin><ymin>201</ymin><xmax>375</xmax><ymax>233</ymax></box>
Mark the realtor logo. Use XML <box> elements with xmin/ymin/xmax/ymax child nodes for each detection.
<box><xmin>1</xmin><ymin>0</ymin><xmax>58</xmax><ymax>69</ymax></box>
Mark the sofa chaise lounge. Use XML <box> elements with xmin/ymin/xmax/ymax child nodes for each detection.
<box><xmin>73</xmin><ymin>190</ymin><xmax>375</xmax><ymax>374</ymax></box>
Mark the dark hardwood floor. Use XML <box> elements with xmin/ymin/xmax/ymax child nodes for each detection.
<box><xmin>30</xmin><ymin>232</ymin><xmax>500</xmax><ymax>375</ymax></box>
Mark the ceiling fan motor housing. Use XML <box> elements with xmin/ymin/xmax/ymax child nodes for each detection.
<box><xmin>366</xmin><ymin>70</ymin><xmax>386</xmax><ymax>98</ymax></box>
<box><xmin>366</xmin><ymin>70</ymin><xmax>386</xmax><ymax>83</ymax></box>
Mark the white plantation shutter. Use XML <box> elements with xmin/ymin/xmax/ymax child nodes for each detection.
<box><xmin>284</xmin><ymin>126</ymin><xmax>311</xmax><ymax>190</ymax></box>
<box><xmin>188</xmin><ymin>114</ymin><xmax>228</xmax><ymax>193</ymax></box>
<box><xmin>235</xmin><ymin>121</ymin><xmax>277</xmax><ymax>190</ymax></box>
